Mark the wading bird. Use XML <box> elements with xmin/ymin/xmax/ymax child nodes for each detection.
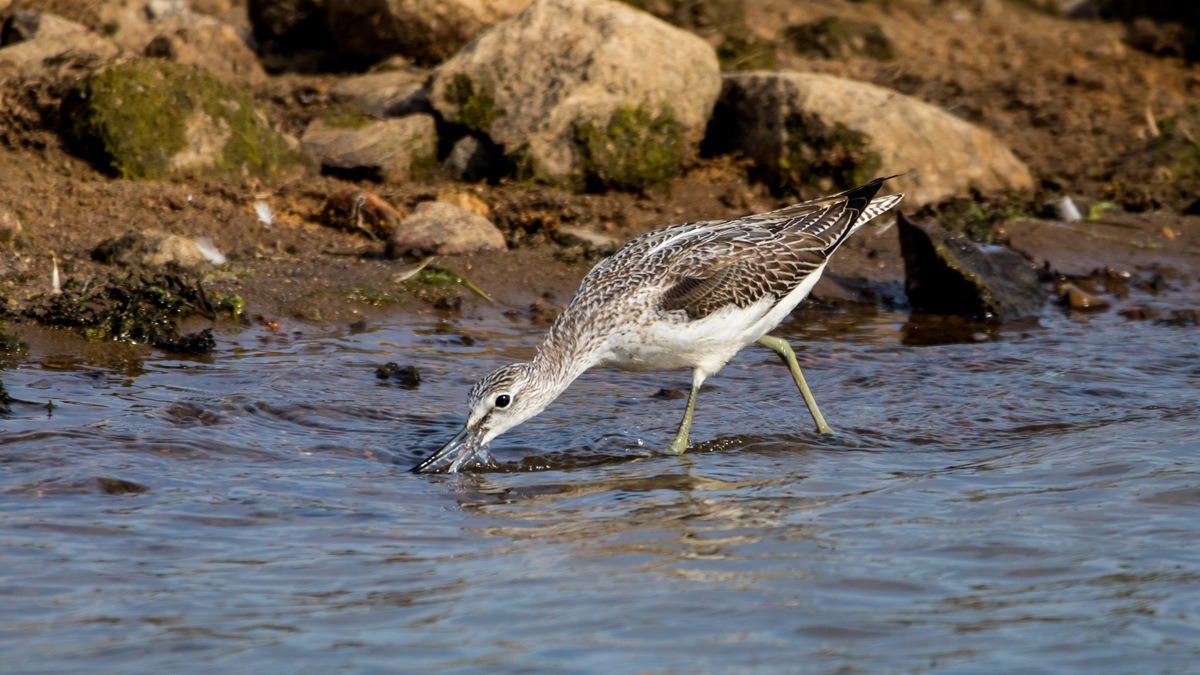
<box><xmin>415</xmin><ymin>176</ymin><xmax>903</xmax><ymax>473</ymax></box>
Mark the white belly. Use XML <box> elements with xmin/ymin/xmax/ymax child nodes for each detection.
<box><xmin>595</xmin><ymin>263</ymin><xmax>827</xmax><ymax>376</ymax></box>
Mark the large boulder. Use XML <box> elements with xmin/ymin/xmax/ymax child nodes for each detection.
<box><xmin>898</xmin><ymin>213</ymin><xmax>1046</xmax><ymax>322</ymax></box>
<box><xmin>301</xmin><ymin>113</ymin><xmax>437</xmax><ymax>183</ymax></box>
<box><xmin>60</xmin><ymin>59</ymin><xmax>307</xmax><ymax>180</ymax></box>
<box><xmin>705</xmin><ymin>71</ymin><xmax>1033</xmax><ymax>206</ymax></box>
<box><xmin>429</xmin><ymin>0</ymin><xmax>721</xmax><ymax>191</ymax></box>
<box><xmin>326</xmin><ymin>0</ymin><xmax>530</xmax><ymax>66</ymax></box>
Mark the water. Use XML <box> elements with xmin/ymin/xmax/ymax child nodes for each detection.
<box><xmin>3</xmin><ymin>294</ymin><xmax>1200</xmax><ymax>673</ymax></box>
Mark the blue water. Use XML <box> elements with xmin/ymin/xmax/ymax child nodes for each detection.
<box><xmin>3</xmin><ymin>292</ymin><xmax>1200</xmax><ymax>673</ymax></box>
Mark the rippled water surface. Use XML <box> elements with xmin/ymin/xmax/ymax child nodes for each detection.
<box><xmin>3</xmin><ymin>294</ymin><xmax>1200</xmax><ymax>673</ymax></box>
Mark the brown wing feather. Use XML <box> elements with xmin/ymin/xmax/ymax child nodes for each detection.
<box><xmin>657</xmin><ymin>177</ymin><xmax>895</xmax><ymax>320</ymax></box>
<box><xmin>660</xmin><ymin>246</ymin><xmax>827</xmax><ymax>320</ymax></box>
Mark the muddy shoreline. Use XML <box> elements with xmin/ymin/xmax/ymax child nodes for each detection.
<box><xmin>3</xmin><ymin>0</ymin><xmax>1200</xmax><ymax>351</ymax></box>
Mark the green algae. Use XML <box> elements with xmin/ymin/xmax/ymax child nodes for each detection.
<box><xmin>17</xmin><ymin>274</ymin><xmax>235</xmax><ymax>353</ymax></box>
<box><xmin>780</xmin><ymin>112</ymin><xmax>882</xmax><ymax>196</ymax></box>
<box><xmin>575</xmin><ymin>104</ymin><xmax>688</xmax><ymax>192</ymax></box>
<box><xmin>443</xmin><ymin>74</ymin><xmax>503</xmax><ymax>131</ymax></box>
<box><xmin>61</xmin><ymin>59</ymin><xmax>306</xmax><ymax>180</ymax></box>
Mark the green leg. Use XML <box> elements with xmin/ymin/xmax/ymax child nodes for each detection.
<box><xmin>667</xmin><ymin>372</ymin><xmax>704</xmax><ymax>455</ymax></box>
<box><xmin>756</xmin><ymin>335</ymin><xmax>834</xmax><ymax>434</ymax></box>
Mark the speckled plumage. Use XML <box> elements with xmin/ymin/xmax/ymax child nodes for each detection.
<box><xmin>415</xmin><ymin>177</ymin><xmax>904</xmax><ymax>473</ymax></box>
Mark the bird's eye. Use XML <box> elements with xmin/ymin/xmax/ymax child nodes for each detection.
<box><xmin>495</xmin><ymin>394</ymin><xmax>511</xmax><ymax>408</ymax></box>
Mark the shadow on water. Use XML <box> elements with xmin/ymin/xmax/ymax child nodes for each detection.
<box><xmin>3</xmin><ymin>287</ymin><xmax>1200</xmax><ymax>672</ymax></box>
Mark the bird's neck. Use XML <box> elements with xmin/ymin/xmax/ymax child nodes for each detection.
<box><xmin>529</xmin><ymin>310</ymin><xmax>604</xmax><ymax>397</ymax></box>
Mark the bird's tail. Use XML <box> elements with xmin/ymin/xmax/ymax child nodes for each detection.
<box><xmin>823</xmin><ymin>175</ymin><xmax>904</xmax><ymax>255</ymax></box>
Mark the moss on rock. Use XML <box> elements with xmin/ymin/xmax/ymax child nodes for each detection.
<box><xmin>322</xmin><ymin>108</ymin><xmax>375</xmax><ymax>130</ymax></box>
<box><xmin>443</xmin><ymin>74</ymin><xmax>503</xmax><ymax>132</ymax></box>
<box><xmin>61</xmin><ymin>59</ymin><xmax>306</xmax><ymax>180</ymax></box>
<box><xmin>575</xmin><ymin>104</ymin><xmax>688</xmax><ymax>192</ymax></box>
<box><xmin>18</xmin><ymin>273</ymin><xmax>232</xmax><ymax>352</ymax></box>
<box><xmin>780</xmin><ymin>112</ymin><xmax>882</xmax><ymax>196</ymax></box>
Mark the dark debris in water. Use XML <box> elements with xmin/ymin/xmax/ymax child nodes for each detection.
<box><xmin>0</xmin><ymin>380</ymin><xmax>11</xmax><ymax>414</ymax></box>
<box><xmin>7</xmin><ymin>274</ymin><xmax>241</xmax><ymax>353</ymax></box>
<box><xmin>95</xmin><ymin>477</ymin><xmax>150</xmax><ymax>495</ymax></box>
<box><xmin>1158</xmin><ymin>309</ymin><xmax>1200</xmax><ymax>327</ymax></box>
<box><xmin>376</xmin><ymin>362</ymin><xmax>421</xmax><ymax>387</ymax></box>
<box><xmin>153</xmin><ymin>328</ymin><xmax>217</xmax><ymax>355</ymax></box>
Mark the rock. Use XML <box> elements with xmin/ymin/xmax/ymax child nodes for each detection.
<box><xmin>144</xmin><ymin>15</ymin><xmax>268</xmax><ymax>86</ymax></box>
<box><xmin>329</xmin><ymin>70</ymin><xmax>427</xmax><ymax>117</ymax></box>
<box><xmin>0</xmin><ymin>30</ymin><xmax>120</xmax><ymax>76</ymax></box>
<box><xmin>1060</xmin><ymin>283</ymin><xmax>1110</xmax><ymax>311</ymax></box>
<box><xmin>429</xmin><ymin>0</ymin><xmax>721</xmax><ymax>191</ymax></box>
<box><xmin>784</xmin><ymin>17</ymin><xmax>896</xmax><ymax>62</ymax></box>
<box><xmin>326</xmin><ymin>0</ymin><xmax>530</xmax><ymax>66</ymax></box>
<box><xmin>319</xmin><ymin>187</ymin><xmax>407</xmax><ymax>239</ymax></box>
<box><xmin>1</xmin><ymin>10</ymin><xmax>88</xmax><ymax>45</ymax></box>
<box><xmin>442</xmin><ymin>134</ymin><xmax>499</xmax><ymax>182</ymax></box>
<box><xmin>898</xmin><ymin>212</ymin><xmax>1046</xmax><ymax>321</ymax></box>
<box><xmin>0</xmin><ymin>210</ymin><xmax>21</xmax><ymax>248</ymax></box>
<box><xmin>704</xmin><ymin>71</ymin><xmax>1034</xmax><ymax>206</ymax></box>
<box><xmin>94</xmin><ymin>230</ymin><xmax>220</xmax><ymax>271</ymax></box>
<box><xmin>553</xmin><ymin>225</ymin><xmax>619</xmax><ymax>254</ymax></box>
<box><xmin>301</xmin><ymin>113</ymin><xmax>437</xmax><ymax>183</ymax></box>
<box><xmin>436</xmin><ymin>187</ymin><xmax>491</xmax><ymax>217</ymax></box>
<box><xmin>385</xmin><ymin>201</ymin><xmax>506</xmax><ymax>258</ymax></box>
<box><xmin>60</xmin><ymin>59</ymin><xmax>308</xmax><ymax>180</ymax></box>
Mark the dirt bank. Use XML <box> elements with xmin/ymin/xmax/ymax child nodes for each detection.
<box><xmin>2</xmin><ymin>0</ymin><xmax>1200</xmax><ymax>346</ymax></box>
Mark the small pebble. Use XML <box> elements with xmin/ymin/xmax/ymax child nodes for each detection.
<box><xmin>1061</xmin><ymin>284</ymin><xmax>1110</xmax><ymax>311</ymax></box>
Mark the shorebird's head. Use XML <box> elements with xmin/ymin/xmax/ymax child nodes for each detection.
<box><xmin>413</xmin><ymin>362</ymin><xmax>551</xmax><ymax>473</ymax></box>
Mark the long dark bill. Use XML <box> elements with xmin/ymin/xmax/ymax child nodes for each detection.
<box><xmin>411</xmin><ymin>425</ymin><xmax>490</xmax><ymax>474</ymax></box>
